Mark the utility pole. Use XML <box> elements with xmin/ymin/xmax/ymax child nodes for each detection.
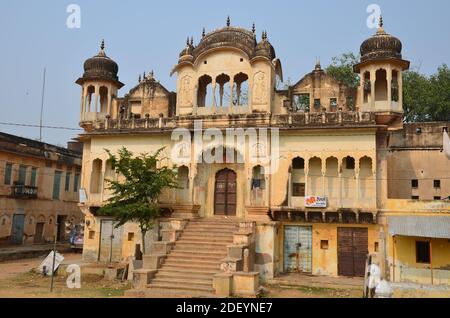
<box><xmin>39</xmin><ymin>67</ymin><xmax>46</xmax><ymax>142</ymax></box>
<box><xmin>50</xmin><ymin>220</ymin><xmax>58</xmax><ymax>292</ymax></box>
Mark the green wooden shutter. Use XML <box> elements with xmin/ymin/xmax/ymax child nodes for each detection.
<box><xmin>52</xmin><ymin>171</ymin><xmax>62</xmax><ymax>200</ymax></box>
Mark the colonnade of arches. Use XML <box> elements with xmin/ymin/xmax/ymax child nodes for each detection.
<box><xmin>362</xmin><ymin>68</ymin><xmax>400</xmax><ymax>105</ymax></box>
<box><xmin>197</xmin><ymin>72</ymin><xmax>249</xmax><ymax>108</ymax></box>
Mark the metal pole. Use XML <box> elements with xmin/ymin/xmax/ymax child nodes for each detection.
<box><xmin>39</xmin><ymin>67</ymin><xmax>46</xmax><ymax>142</ymax></box>
<box><xmin>50</xmin><ymin>220</ymin><xmax>58</xmax><ymax>292</ymax></box>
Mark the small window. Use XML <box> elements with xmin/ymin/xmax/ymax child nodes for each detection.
<box><xmin>204</xmin><ymin>60</ymin><xmax>207</xmax><ymax>65</ymax></box>
<box><xmin>128</xmin><ymin>232</ymin><xmax>135</xmax><ymax>241</ymax></box>
<box><xmin>88</xmin><ymin>231</ymin><xmax>95</xmax><ymax>240</ymax></box>
<box><xmin>292</xmin><ymin>183</ymin><xmax>305</xmax><ymax>197</ymax></box>
<box><xmin>240</xmin><ymin>58</ymin><xmax>244</xmax><ymax>62</ymax></box>
<box><xmin>434</xmin><ymin>196</ymin><xmax>441</xmax><ymax>200</ymax></box>
<box><xmin>411</xmin><ymin>179</ymin><xmax>418</xmax><ymax>189</ymax></box>
<box><xmin>65</xmin><ymin>172</ymin><xmax>71</xmax><ymax>192</ymax></box>
<box><xmin>292</xmin><ymin>94</ymin><xmax>310</xmax><ymax>112</ymax></box>
<box><xmin>411</xmin><ymin>196</ymin><xmax>420</xmax><ymax>200</ymax></box>
<box><xmin>73</xmin><ymin>173</ymin><xmax>80</xmax><ymax>192</ymax></box>
<box><xmin>18</xmin><ymin>165</ymin><xmax>27</xmax><ymax>185</ymax></box>
<box><xmin>1</xmin><ymin>218</ymin><xmax>5</xmax><ymax>225</ymax></box>
<box><xmin>374</xmin><ymin>242</ymin><xmax>379</xmax><ymax>252</ymax></box>
<box><xmin>345</xmin><ymin>157</ymin><xmax>355</xmax><ymax>170</ymax></box>
<box><xmin>30</xmin><ymin>168</ymin><xmax>37</xmax><ymax>187</ymax></box>
<box><xmin>330</xmin><ymin>98</ymin><xmax>337</xmax><ymax>109</ymax></box>
<box><xmin>433</xmin><ymin>180</ymin><xmax>441</xmax><ymax>189</ymax></box>
<box><xmin>4</xmin><ymin>163</ymin><xmax>12</xmax><ymax>185</ymax></box>
<box><xmin>292</xmin><ymin>157</ymin><xmax>305</xmax><ymax>170</ymax></box>
<box><xmin>320</xmin><ymin>240</ymin><xmax>329</xmax><ymax>250</ymax></box>
<box><xmin>314</xmin><ymin>99</ymin><xmax>321</xmax><ymax>110</ymax></box>
<box><xmin>416</xmin><ymin>241</ymin><xmax>430</xmax><ymax>264</ymax></box>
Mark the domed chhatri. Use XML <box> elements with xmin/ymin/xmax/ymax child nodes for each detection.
<box><xmin>360</xmin><ymin>16</ymin><xmax>403</xmax><ymax>62</ymax></box>
<box><xmin>178</xmin><ymin>17</ymin><xmax>276</xmax><ymax>65</ymax></box>
<box><xmin>255</xmin><ymin>31</ymin><xmax>276</xmax><ymax>60</ymax></box>
<box><xmin>77</xmin><ymin>40</ymin><xmax>123</xmax><ymax>87</ymax></box>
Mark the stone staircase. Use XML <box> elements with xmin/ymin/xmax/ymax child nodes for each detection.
<box><xmin>144</xmin><ymin>218</ymin><xmax>239</xmax><ymax>297</ymax></box>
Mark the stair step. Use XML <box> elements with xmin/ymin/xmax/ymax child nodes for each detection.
<box><xmin>147</xmin><ymin>282</ymin><xmax>214</xmax><ymax>293</ymax></box>
<box><xmin>157</xmin><ymin>269</ymin><xmax>218</xmax><ymax>279</ymax></box>
<box><xmin>162</xmin><ymin>263</ymin><xmax>220</xmax><ymax>271</ymax></box>
<box><xmin>182</xmin><ymin>232</ymin><xmax>234</xmax><ymax>238</ymax></box>
<box><xmin>178</xmin><ymin>236</ymin><xmax>233</xmax><ymax>243</ymax></box>
<box><xmin>151</xmin><ymin>277</ymin><xmax>212</xmax><ymax>286</ymax></box>
<box><xmin>164</xmin><ymin>258</ymin><xmax>220</xmax><ymax>266</ymax></box>
<box><xmin>168</xmin><ymin>254</ymin><xmax>225</xmax><ymax>262</ymax></box>
<box><xmin>158</xmin><ymin>266</ymin><xmax>220</xmax><ymax>275</ymax></box>
<box><xmin>176</xmin><ymin>240</ymin><xmax>230</xmax><ymax>246</ymax></box>
<box><xmin>126</xmin><ymin>288</ymin><xmax>213</xmax><ymax>298</ymax></box>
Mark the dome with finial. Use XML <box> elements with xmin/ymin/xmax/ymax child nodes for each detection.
<box><xmin>178</xmin><ymin>37</ymin><xmax>195</xmax><ymax>63</ymax></box>
<box><xmin>359</xmin><ymin>16</ymin><xmax>403</xmax><ymax>63</ymax></box>
<box><xmin>81</xmin><ymin>40</ymin><xmax>120</xmax><ymax>83</ymax></box>
<box><xmin>254</xmin><ymin>31</ymin><xmax>276</xmax><ymax>60</ymax></box>
<box><xmin>178</xmin><ymin>17</ymin><xmax>264</xmax><ymax>64</ymax></box>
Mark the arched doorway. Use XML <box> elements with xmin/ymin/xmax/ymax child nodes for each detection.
<box><xmin>214</xmin><ymin>168</ymin><xmax>237</xmax><ymax>216</ymax></box>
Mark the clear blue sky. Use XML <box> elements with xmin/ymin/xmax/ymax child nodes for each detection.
<box><xmin>1</xmin><ymin>0</ymin><xmax>449</xmax><ymax>146</ymax></box>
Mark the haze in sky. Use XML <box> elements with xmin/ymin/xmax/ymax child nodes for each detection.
<box><xmin>1</xmin><ymin>0</ymin><xmax>449</xmax><ymax>146</ymax></box>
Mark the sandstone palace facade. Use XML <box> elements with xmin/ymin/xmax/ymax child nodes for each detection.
<box><xmin>75</xmin><ymin>17</ymin><xmax>450</xmax><ymax>296</ymax></box>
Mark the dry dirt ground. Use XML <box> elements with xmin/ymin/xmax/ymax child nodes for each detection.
<box><xmin>0</xmin><ymin>253</ymin><xmax>131</xmax><ymax>298</ymax></box>
<box><xmin>261</xmin><ymin>284</ymin><xmax>362</xmax><ymax>298</ymax></box>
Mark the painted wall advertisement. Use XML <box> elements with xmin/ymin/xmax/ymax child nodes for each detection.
<box><xmin>305</xmin><ymin>196</ymin><xmax>327</xmax><ymax>208</ymax></box>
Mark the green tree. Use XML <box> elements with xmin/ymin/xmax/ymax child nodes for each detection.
<box><xmin>98</xmin><ymin>147</ymin><xmax>178</xmax><ymax>254</ymax></box>
<box><xmin>325</xmin><ymin>52</ymin><xmax>360</xmax><ymax>89</ymax></box>
<box><xmin>404</xmin><ymin>64</ymin><xmax>450</xmax><ymax>122</ymax></box>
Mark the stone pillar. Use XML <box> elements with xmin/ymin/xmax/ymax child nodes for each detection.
<box><xmin>80</xmin><ymin>86</ymin><xmax>86</xmax><ymax>118</ymax></box>
<box><xmin>370</xmin><ymin>69</ymin><xmax>376</xmax><ymax>110</ymax></box>
<box><xmin>304</xmin><ymin>160</ymin><xmax>309</xmax><ymax>198</ymax></box>
<box><xmin>359</xmin><ymin>72</ymin><xmax>364</xmax><ymax>108</ymax></box>
<box><xmin>355</xmin><ymin>164</ymin><xmax>360</xmax><ymax>209</ymax></box>
<box><xmin>229</xmin><ymin>77</ymin><xmax>235</xmax><ymax>112</ymax></box>
<box><xmin>399</xmin><ymin>71</ymin><xmax>403</xmax><ymax>111</ymax></box>
<box><xmin>338</xmin><ymin>160</ymin><xmax>343</xmax><ymax>208</ymax></box>
<box><xmin>288</xmin><ymin>168</ymin><xmax>292</xmax><ymax>208</ymax></box>
<box><xmin>322</xmin><ymin>167</ymin><xmax>326</xmax><ymax>197</ymax></box>
<box><xmin>212</xmin><ymin>80</ymin><xmax>216</xmax><ymax>112</ymax></box>
<box><xmin>94</xmin><ymin>85</ymin><xmax>99</xmax><ymax>120</ymax></box>
<box><xmin>107</xmin><ymin>85</ymin><xmax>112</xmax><ymax>116</ymax></box>
<box><xmin>387</xmin><ymin>68</ymin><xmax>392</xmax><ymax>107</ymax></box>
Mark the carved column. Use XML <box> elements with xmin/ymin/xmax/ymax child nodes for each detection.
<box><xmin>355</xmin><ymin>162</ymin><xmax>360</xmax><ymax>209</ymax></box>
<box><xmin>387</xmin><ymin>67</ymin><xmax>392</xmax><ymax>109</ymax></box>
<box><xmin>370</xmin><ymin>69</ymin><xmax>376</xmax><ymax>110</ymax></box>
<box><xmin>229</xmin><ymin>77</ymin><xmax>235</xmax><ymax>112</ymax></box>
<box><xmin>212</xmin><ymin>80</ymin><xmax>217</xmax><ymax>112</ymax></box>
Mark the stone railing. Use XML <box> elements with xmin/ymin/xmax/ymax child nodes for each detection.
<box><xmin>81</xmin><ymin>111</ymin><xmax>377</xmax><ymax>133</ymax></box>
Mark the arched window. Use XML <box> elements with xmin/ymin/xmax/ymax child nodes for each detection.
<box><xmin>99</xmin><ymin>86</ymin><xmax>108</xmax><ymax>113</ymax></box>
<box><xmin>177</xmin><ymin>166</ymin><xmax>189</xmax><ymax>189</ymax></box>
<box><xmin>325</xmin><ymin>157</ymin><xmax>338</xmax><ymax>199</ymax></box>
<box><xmin>233</xmin><ymin>73</ymin><xmax>249</xmax><ymax>106</ymax></box>
<box><xmin>308</xmin><ymin>157</ymin><xmax>322</xmax><ymax>196</ymax></box>
<box><xmin>215</xmin><ymin>73</ymin><xmax>231</xmax><ymax>107</ymax></box>
<box><xmin>251</xmin><ymin>165</ymin><xmax>265</xmax><ymax>189</ymax></box>
<box><xmin>391</xmin><ymin>70</ymin><xmax>399</xmax><ymax>102</ymax></box>
<box><xmin>85</xmin><ymin>85</ymin><xmax>95</xmax><ymax>112</ymax></box>
<box><xmin>363</xmin><ymin>72</ymin><xmax>371</xmax><ymax>103</ymax></box>
<box><xmin>90</xmin><ymin>159</ymin><xmax>102</xmax><ymax>194</ymax></box>
<box><xmin>375</xmin><ymin>69</ymin><xmax>387</xmax><ymax>101</ymax></box>
<box><xmin>197</xmin><ymin>75</ymin><xmax>212</xmax><ymax>107</ymax></box>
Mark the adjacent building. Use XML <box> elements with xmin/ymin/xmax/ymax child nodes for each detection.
<box><xmin>0</xmin><ymin>132</ymin><xmax>83</xmax><ymax>245</ymax></box>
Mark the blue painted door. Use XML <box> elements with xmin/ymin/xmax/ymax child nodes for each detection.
<box><xmin>10</xmin><ymin>214</ymin><xmax>25</xmax><ymax>244</ymax></box>
<box><xmin>284</xmin><ymin>225</ymin><xmax>312</xmax><ymax>273</ymax></box>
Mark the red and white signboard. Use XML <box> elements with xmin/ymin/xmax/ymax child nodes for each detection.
<box><xmin>305</xmin><ymin>196</ymin><xmax>327</xmax><ymax>208</ymax></box>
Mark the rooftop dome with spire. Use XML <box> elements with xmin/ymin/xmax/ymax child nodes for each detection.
<box><xmin>177</xmin><ymin>17</ymin><xmax>277</xmax><ymax>65</ymax></box>
<box><xmin>77</xmin><ymin>40</ymin><xmax>124</xmax><ymax>88</ymax></box>
<box><xmin>359</xmin><ymin>16</ymin><xmax>403</xmax><ymax>62</ymax></box>
<box><xmin>254</xmin><ymin>30</ymin><xmax>276</xmax><ymax>60</ymax></box>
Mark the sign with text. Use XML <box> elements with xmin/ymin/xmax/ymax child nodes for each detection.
<box><xmin>305</xmin><ymin>196</ymin><xmax>327</xmax><ymax>208</ymax></box>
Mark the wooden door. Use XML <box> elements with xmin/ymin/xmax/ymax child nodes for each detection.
<box><xmin>98</xmin><ymin>219</ymin><xmax>123</xmax><ymax>262</ymax></box>
<box><xmin>214</xmin><ymin>169</ymin><xmax>237</xmax><ymax>216</ymax></box>
<box><xmin>34</xmin><ymin>222</ymin><xmax>45</xmax><ymax>243</ymax></box>
<box><xmin>337</xmin><ymin>227</ymin><xmax>368</xmax><ymax>277</ymax></box>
